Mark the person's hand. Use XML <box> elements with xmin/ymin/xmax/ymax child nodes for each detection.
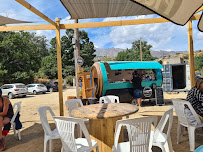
<box><xmin>130</xmin><ymin>81</ymin><xmax>132</xmax><ymax>83</ymax></box>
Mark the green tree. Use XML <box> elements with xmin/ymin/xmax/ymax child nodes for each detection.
<box><xmin>195</xmin><ymin>54</ymin><xmax>203</xmax><ymax>71</ymax></box>
<box><xmin>115</xmin><ymin>50</ymin><xmax>127</xmax><ymax>61</ymax></box>
<box><xmin>115</xmin><ymin>40</ymin><xmax>156</xmax><ymax>61</ymax></box>
<box><xmin>40</xmin><ymin>29</ymin><xmax>96</xmax><ymax>79</ymax></box>
<box><xmin>158</xmin><ymin>60</ymin><xmax>163</xmax><ymax>65</ymax></box>
<box><xmin>102</xmin><ymin>56</ymin><xmax>115</xmax><ymax>61</ymax></box>
<box><xmin>183</xmin><ymin>54</ymin><xmax>189</xmax><ymax>59</ymax></box>
<box><xmin>0</xmin><ymin>31</ymin><xmax>48</xmax><ymax>84</ymax></box>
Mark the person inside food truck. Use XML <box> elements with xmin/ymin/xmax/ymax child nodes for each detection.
<box><xmin>130</xmin><ymin>70</ymin><xmax>143</xmax><ymax>106</ymax></box>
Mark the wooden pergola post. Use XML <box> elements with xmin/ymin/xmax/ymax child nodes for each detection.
<box><xmin>187</xmin><ymin>19</ymin><xmax>196</xmax><ymax>88</ymax></box>
<box><xmin>55</xmin><ymin>17</ymin><xmax>64</xmax><ymax>116</ymax></box>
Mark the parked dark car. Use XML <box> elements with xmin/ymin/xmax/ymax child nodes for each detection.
<box><xmin>44</xmin><ymin>81</ymin><xmax>58</xmax><ymax>92</ymax></box>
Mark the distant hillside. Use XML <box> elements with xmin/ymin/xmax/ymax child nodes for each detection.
<box><xmin>95</xmin><ymin>48</ymin><xmax>124</xmax><ymax>57</ymax></box>
<box><xmin>150</xmin><ymin>50</ymin><xmax>188</xmax><ymax>58</ymax></box>
<box><xmin>95</xmin><ymin>47</ymin><xmax>188</xmax><ymax>58</ymax></box>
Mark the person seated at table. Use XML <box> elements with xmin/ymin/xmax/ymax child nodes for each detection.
<box><xmin>186</xmin><ymin>78</ymin><xmax>203</xmax><ymax>122</ymax></box>
<box><xmin>130</xmin><ymin>70</ymin><xmax>143</xmax><ymax>106</ymax></box>
<box><xmin>0</xmin><ymin>89</ymin><xmax>14</xmax><ymax>151</ymax></box>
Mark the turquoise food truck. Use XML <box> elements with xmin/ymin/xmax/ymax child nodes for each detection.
<box><xmin>91</xmin><ymin>61</ymin><xmax>164</xmax><ymax>103</ymax></box>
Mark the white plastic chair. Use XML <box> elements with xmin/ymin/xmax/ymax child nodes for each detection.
<box><xmin>172</xmin><ymin>99</ymin><xmax>203</xmax><ymax>151</ymax></box>
<box><xmin>54</xmin><ymin>116</ymin><xmax>99</xmax><ymax>152</ymax></box>
<box><xmin>99</xmin><ymin>95</ymin><xmax>120</xmax><ymax>104</ymax></box>
<box><xmin>150</xmin><ymin>107</ymin><xmax>173</xmax><ymax>152</ymax></box>
<box><xmin>10</xmin><ymin>102</ymin><xmax>22</xmax><ymax>140</ymax></box>
<box><xmin>65</xmin><ymin>99</ymin><xmax>89</xmax><ymax>137</ymax></box>
<box><xmin>112</xmin><ymin>116</ymin><xmax>155</xmax><ymax>152</ymax></box>
<box><xmin>65</xmin><ymin>99</ymin><xmax>84</xmax><ymax>117</ymax></box>
<box><xmin>38</xmin><ymin>106</ymin><xmax>60</xmax><ymax>152</ymax></box>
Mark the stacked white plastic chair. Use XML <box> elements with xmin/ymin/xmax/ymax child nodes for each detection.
<box><xmin>150</xmin><ymin>107</ymin><xmax>173</xmax><ymax>152</ymax></box>
<box><xmin>112</xmin><ymin>116</ymin><xmax>155</xmax><ymax>152</ymax></box>
<box><xmin>65</xmin><ymin>99</ymin><xmax>89</xmax><ymax>137</ymax></box>
<box><xmin>172</xmin><ymin>99</ymin><xmax>203</xmax><ymax>151</ymax></box>
<box><xmin>38</xmin><ymin>106</ymin><xmax>60</xmax><ymax>152</ymax></box>
<box><xmin>10</xmin><ymin>101</ymin><xmax>22</xmax><ymax>140</ymax></box>
<box><xmin>99</xmin><ymin>95</ymin><xmax>120</xmax><ymax>104</ymax></box>
<box><xmin>54</xmin><ymin>116</ymin><xmax>99</xmax><ymax>152</ymax></box>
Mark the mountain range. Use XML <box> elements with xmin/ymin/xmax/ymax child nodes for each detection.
<box><xmin>95</xmin><ymin>47</ymin><xmax>188</xmax><ymax>58</ymax></box>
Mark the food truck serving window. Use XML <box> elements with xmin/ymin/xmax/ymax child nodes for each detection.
<box><xmin>105</xmin><ymin>67</ymin><xmax>157</xmax><ymax>83</ymax></box>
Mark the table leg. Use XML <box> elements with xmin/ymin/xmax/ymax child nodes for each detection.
<box><xmin>89</xmin><ymin>117</ymin><xmax>123</xmax><ymax>152</ymax></box>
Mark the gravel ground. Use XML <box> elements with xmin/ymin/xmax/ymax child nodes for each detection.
<box><xmin>2</xmin><ymin>88</ymin><xmax>202</xmax><ymax>152</ymax></box>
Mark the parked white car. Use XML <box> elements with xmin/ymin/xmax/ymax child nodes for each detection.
<box><xmin>1</xmin><ymin>83</ymin><xmax>28</xmax><ymax>99</ymax></box>
<box><xmin>26</xmin><ymin>84</ymin><xmax>47</xmax><ymax>95</ymax></box>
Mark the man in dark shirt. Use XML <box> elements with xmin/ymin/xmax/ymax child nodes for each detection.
<box><xmin>130</xmin><ymin>70</ymin><xmax>143</xmax><ymax>106</ymax></box>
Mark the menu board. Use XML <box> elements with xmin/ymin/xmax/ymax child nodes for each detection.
<box><xmin>155</xmin><ymin>87</ymin><xmax>164</xmax><ymax>105</ymax></box>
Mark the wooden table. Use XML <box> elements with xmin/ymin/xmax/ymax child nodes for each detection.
<box><xmin>71</xmin><ymin>103</ymin><xmax>139</xmax><ymax>152</ymax></box>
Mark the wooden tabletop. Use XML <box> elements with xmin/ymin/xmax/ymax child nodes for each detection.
<box><xmin>71</xmin><ymin>103</ymin><xmax>139</xmax><ymax>119</ymax></box>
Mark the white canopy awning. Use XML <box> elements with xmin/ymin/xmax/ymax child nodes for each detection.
<box><xmin>60</xmin><ymin>0</ymin><xmax>154</xmax><ymax>19</ymax></box>
<box><xmin>131</xmin><ymin>0</ymin><xmax>203</xmax><ymax>31</ymax></box>
<box><xmin>0</xmin><ymin>15</ymin><xmax>31</xmax><ymax>25</ymax></box>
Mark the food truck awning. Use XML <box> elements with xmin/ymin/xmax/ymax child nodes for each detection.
<box><xmin>105</xmin><ymin>61</ymin><xmax>163</xmax><ymax>70</ymax></box>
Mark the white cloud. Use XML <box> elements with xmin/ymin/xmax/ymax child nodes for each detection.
<box><xmin>60</xmin><ymin>16</ymin><xmax>75</xmax><ymax>24</ymax></box>
<box><xmin>102</xmin><ymin>15</ymin><xmax>155</xmax><ymax>22</ymax></box>
<box><xmin>91</xmin><ymin>28</ymin><xmax>112</xmax><ymax>48</ymax></box>
<box><xmin>197</xmin><ymin>32</ymin><xmax>203</xmax><ymax>40</ymax></box>
<box><xmin>109</xmin><ymin>22</ymin><xmax>179</xmax><ymax>50</ymax></box>
<box><xmin>35</xmin><ymin>30</ymin><xmax>55</xmax><ymax>43</ymax></box>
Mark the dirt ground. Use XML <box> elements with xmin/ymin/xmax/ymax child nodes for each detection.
<box><xmin>3</xmin><ymin>88</ymin><xmax>202</xmax><ymax>152</ymax></box>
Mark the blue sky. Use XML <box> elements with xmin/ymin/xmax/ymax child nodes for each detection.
<box><xmin>0</xmin><ymin>0</ymin><xmax>203</xmax><ymax>51</ymax></box>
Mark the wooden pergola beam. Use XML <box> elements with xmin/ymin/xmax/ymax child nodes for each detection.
<box><xmin>0</xmin><ymin>14</ymin><xmax>201</xmax><ymax>32</ymax></box>
<box><xmin>16</xmin><ymin>0</ymin><xmax>56</xmax><ymax>26</ymax></box>
<box><xmin>196</xmin><ymin>6</ymin><xmax>203</xmax><ymax>14</ymax></box>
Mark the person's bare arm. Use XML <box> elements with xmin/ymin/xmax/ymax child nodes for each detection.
<box><xmin>0</xmin><ymin>98</ymin><xmax>10</xmax><ymax>116</ymax></box>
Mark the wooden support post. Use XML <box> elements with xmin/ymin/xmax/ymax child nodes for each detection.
<box><xmin>74</xmin><ymin>19</ymin><xmax>80</xmax><ymax>99</ymax></box>
<box><xmin>187</xmin><ymin>19</ymin><xmax>196</xmax><ymax>88</ymax></box>
<box><xmin>55</xmin><ymin>18</ymin><xmax>64</xmax><ymax>116</ymax></box>
<box><xmin>140</xmin><ymin>37</ymin><xmax>142</xmax><ymax>61</ymax></box>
